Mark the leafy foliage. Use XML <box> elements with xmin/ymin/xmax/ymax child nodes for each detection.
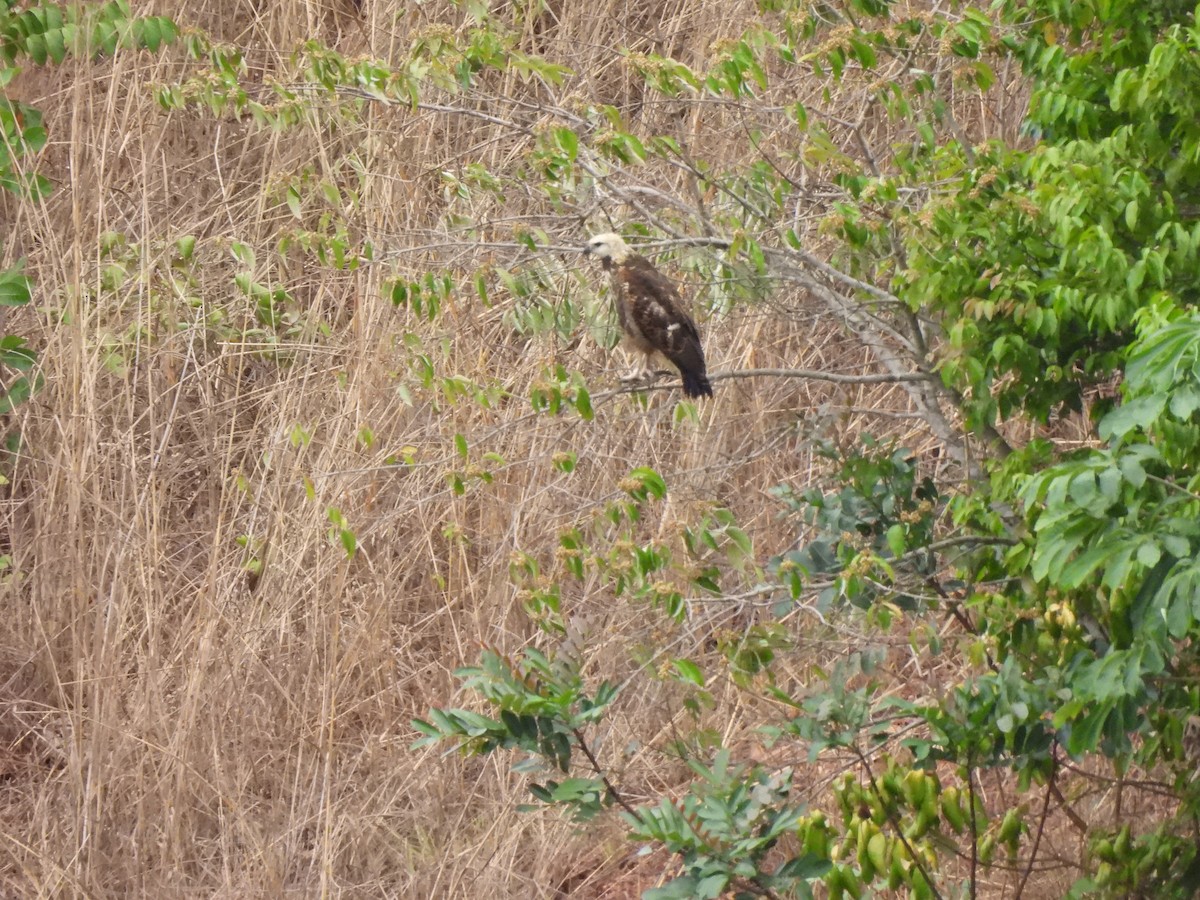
<box><xmin>0</xmin><ymin>0</ymin><xmax>178</xmax><ymax>446</ymax></box>
<box><xmin>630</xmin><ymin>754</ymin><xmax>827</xmax><ymax>900</ymax></box>
<box><xmin>770</xmin><ymin>437</ymin><xmax>942</xmax><ymax>613</ymax></box>
<box><xmin>413</xmin><ymin>1</ymin><xmax>1200</xmax><ymax>897</ymax></box>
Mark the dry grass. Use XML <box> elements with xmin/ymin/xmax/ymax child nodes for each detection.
<box><xmin>0</xmin><ymin>0</ymin><xmax>1130</xmax><ymax>897</ymax></box>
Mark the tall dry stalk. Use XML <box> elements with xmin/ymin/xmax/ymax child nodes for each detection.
<box><xmin>0</xmin><ymin>0</ymin><xmax>1029</xmax><ymax>896</ymax></box>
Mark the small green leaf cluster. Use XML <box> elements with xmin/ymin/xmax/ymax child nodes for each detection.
<box><xmin>413</xmin><ymin>647</ymin><xmax>617</xmax><ymax>822</ymax></box>
<box><xmin>705</xmin><ymin>34</ymin><xmax>771</xmax><ymax>99</ymax></box>
<box><xmin>0</xmin><ymin>268</ymin><xmax>37</xmax><ymax>418</ymax></box>
<box><xmin>441</xmin><ymin>163</ymin><xmax>507</xmax><ymax>216</ymax></box>
<box><xmin>506</xmin><ymin>285</ymin><xmax>609</xmax><ymax>348</ymax></box>
<box><xmin>159</xmin><ymin>23</ymin><xmax>569</xmax><ymax>128</ymax></box>
<box><xmin>388</xmin><ymin>271</ymin><xmax>454</xmax><ymax>321</ymax></box>
<box><xmin>442</xmin><ymin>433</ymin><xmax>508</xmax><ymax>497</ymax></box>
<box><xmin>68</xmin><ymin>230</ymin><xmax>338</xmax><ymax>374</ymax></box>
<box><xmin>325</xmin><ymin>507</ymin><xmax>356</xmax><ymax>559</ymax></box>
<box><xmin>770</xmin><ymin>437</ymin><xmax>941</xmax><ymax>612</ymax></box>
<box><xmin>630</xmin><ymin>752</ymin><xmax>826</xmax><ymax>900</ymax></box>
<box><xmin>1</xmin><ymin>0</ymin><xmax>175</xmax><ymax>68</ymax></box>
<box><xmin>506</xmin><ymin>468</ymin><xmax>751</xmax><ymax>628</ymax></box>
<box><xmin>0</xmin><ymin>95</ymin><xmax>49</xmax><ymax>199</ymax></box>
<box><xmin>495</xmin><ymin>249</ymin><xmax>625</xmax><ymax>351</ymax></box>
<box><xmin>0</xmin><ymin>0</ymin><xmax>179</xmax><ymax>445</ymax></box>
<box><xmin>766</xmin><ymin>650</ymin><xmax>884</xmax><ymax>755</ymax></box>
<box><xmin>529</xmin><ymin>365</ymin><xmax>593</xmax><ymax>420</ymax></box>
<box><xmin>229</xmin><ymin>241</ymin><xmax>321</xmax><ymax>348</ymax></box>
<box><xmin>400</xmin><ymin>343</ymin><xmax>504</xmax><ymax>412</ymax></box>
<box><xmin>715</xmin><ymin>623</ymin><xmax>789</xmax><ymax>689</ymax></box>
<box><xmin>272</xmin><ymin>167</ymin><xmax>373</xmax><ymax>270</ymax></box>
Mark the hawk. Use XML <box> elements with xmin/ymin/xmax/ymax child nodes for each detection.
<box><xmin>582</xmin><ymin>232</ymin><xmax>713</xmax><ymax>398</ymax></box>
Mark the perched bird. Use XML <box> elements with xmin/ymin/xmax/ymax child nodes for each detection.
<box><xmin>581</xmin><ymin>232</ymin><xmax>713</xmax><ymax>398</ymax></box>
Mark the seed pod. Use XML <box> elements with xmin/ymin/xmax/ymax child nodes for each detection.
<box><xmin>867</xmin><ymin>831</ymin><xmax>889</xmax><ymax>873</ymax></box>
<box><xmin>903</xmin><ymin>770</ymin><xmax>928</xmax><ymax>808</ymax></box>
<box><xmin>998</xmin><ymin>808</ymin><xmax>1023</xmax><ymax>852</ymax></box>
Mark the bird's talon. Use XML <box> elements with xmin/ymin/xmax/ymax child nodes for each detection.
<box><xmin>618</xmin><ymin>369</ymin><xmax>656</xmax><ymax>386</ymax></box>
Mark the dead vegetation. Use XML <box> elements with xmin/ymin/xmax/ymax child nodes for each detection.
<box><xmin>0</xmin><ymin>0</ymin><xmax>1132</xmax><ymax>896</ymax></box>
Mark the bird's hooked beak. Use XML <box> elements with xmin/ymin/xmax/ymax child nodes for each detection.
<box><xmin>582</xmin><ymin>242</ymin><xmax>614</xmax><ymax>269</ymax></box>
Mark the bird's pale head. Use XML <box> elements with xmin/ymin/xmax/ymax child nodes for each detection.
<box><xmin>582</xmin><ymin>232</ymin><xmax>630</xmax><ymax>268</ymax></box>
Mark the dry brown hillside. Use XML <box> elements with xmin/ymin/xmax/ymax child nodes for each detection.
<box><xmin>0</xmin><ymin>0</ymin><xmax>1091</xmax><ymax>897</ymax></box>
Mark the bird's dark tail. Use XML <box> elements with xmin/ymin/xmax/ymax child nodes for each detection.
<box><xmin>680</xmin><ymin>367</ymin><xmax>713</xmax><ymax>399</ymax></box>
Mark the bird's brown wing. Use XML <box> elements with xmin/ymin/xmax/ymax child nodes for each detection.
<box><xmin>619</xmin><ymin>256</ymin><xmax>712</xmax><ymax>397</ymax></box>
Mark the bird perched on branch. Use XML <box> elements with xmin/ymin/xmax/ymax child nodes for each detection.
<box><xmin>581</xmin><ymin>232</ymin><xmax>713</xmax><ymax>399</ymax></box>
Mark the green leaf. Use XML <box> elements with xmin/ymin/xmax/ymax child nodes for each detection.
<box><xmin>1102</xmin><ymin>544</ymin><xmax>1137</xmax><ymax>590</ymax></box>
<box><xmin>426</xmin><ymin>707</ymin><xmax>460</xmax><ymax>736</ymax></box>
<box><xmin>1065</xmin><ymin>703</ymin><xmax>1111</xmax><ymax>755</ymax></box>
<box><xmin>0</xmin><ymin>269</ymin><xmax>32</xmax><ymax>306</ymax></box>
<box><xmin>286</xmin><ymin>184</ymin><xmax>302</xmax><ymax>218</ymax></box>
<box><xmin>554</xmin><ymin>127</ymin><xmax>578</xmax><ymax>160</ymax></box>
<box><xmin>26</xmin><ymin>34</ymin><xmax>47</xmax><ymax>65</ymax></box>
<box><xmin>672</xmin><ymin>659</ymin><xmax>704</xmax><ymax>686</ymax></box>
<box><xmin>1058</xmin><ymin>544</ymin><xmax>1112</xmax><ymax>588</ymax></box>
<box><xmin>1168</xmin><ymin>386</ymin><xmax>1200</xmax><ymax>420</ymax></box>
<box><xmin>1161</xmin><ymin>533</ymin><xmax>1190</xmax><ymax>558</ymax></box>
<box><xmin>44</xmin><ymin>28</ymin><xmax>66</xmax><ymax>64</ymax></box>
<box><xmin>1118</xmin><ymin>452</ymin><xmax>1147</xmax><ymax>488</ymax></box>
<box><xmin>1166</xmin><ymin>588</ymin><xmax>1193</xmax><ymax>638</ymax></box>
<box><xmin>230</xmin><ymin>241</ymin><xmax>255</xmax><ymax>267</ymax></box>
<box><xmin>1124</xmin><ymin>199</ymin><xmax>1138</xmax><ymax>230</ymax></box>
<box><xmin>410</xmin><ymin>717</ymin><xmax>440</xmax><ymax>738</ymax></box>
<box><xmin>696</xmin><ymin>873</ymin><xmax>729</xmax><ymax>898</ymax></box>
<box><xmin>574</xmin><ymin>387</ymin><xmax>593</xmax><ymax>420</ymax></box>
<box><xmin>726</xmin><ymin>526</ymin><xmax>752</xmax><ymax>558</ymax></box>
<box><xmin>0</xmin><ymin>339</ymin><xmax>37</xmax><ymax>371</ymax></box>
<box><xmin>1098</xmin><ymin>395</ymin><xmax>1166</xmax><ymax>441</ymax></box>
<box><xmin>627</xmin><ymin>466</ymin><xmax>667</xmax><ymax>500</ymax></box>
<box><xmin>0</xmin><ymin>375</ymin><xmax>36</xmax><ymax>414</ymax></box>
<box><xmin>776</xmin><ymin>853</ymin><xmax>832</xmax><ymax>880</ymax></box>
<box><xmin>644</xmin><ymin>876</ymin><xmax>701</xmax><ymax>900</ymax></box>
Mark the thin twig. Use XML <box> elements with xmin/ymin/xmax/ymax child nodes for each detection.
<box><xmin>571</xmin><ymin>727</ymin><xmax>643</xmax><ymax>823</ymax></box>
<box><xmin>854</xmin><ymin>746</ymin><xmax>947</xmax><ymax>900</ymax></box>
<box><xmin>708</xmin><ymin>367</ymin><xmax>930</xmax><ymax>385</ymax></box>
<box><xmin>1015</xmin><ymin>749</ymin><xmax>1057</xmax><ymax>899</ymax></box>
<box><xmin>967</xmin><ymin>767</ymin><xmax>979</xmax><ymax>900</ymax></box>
